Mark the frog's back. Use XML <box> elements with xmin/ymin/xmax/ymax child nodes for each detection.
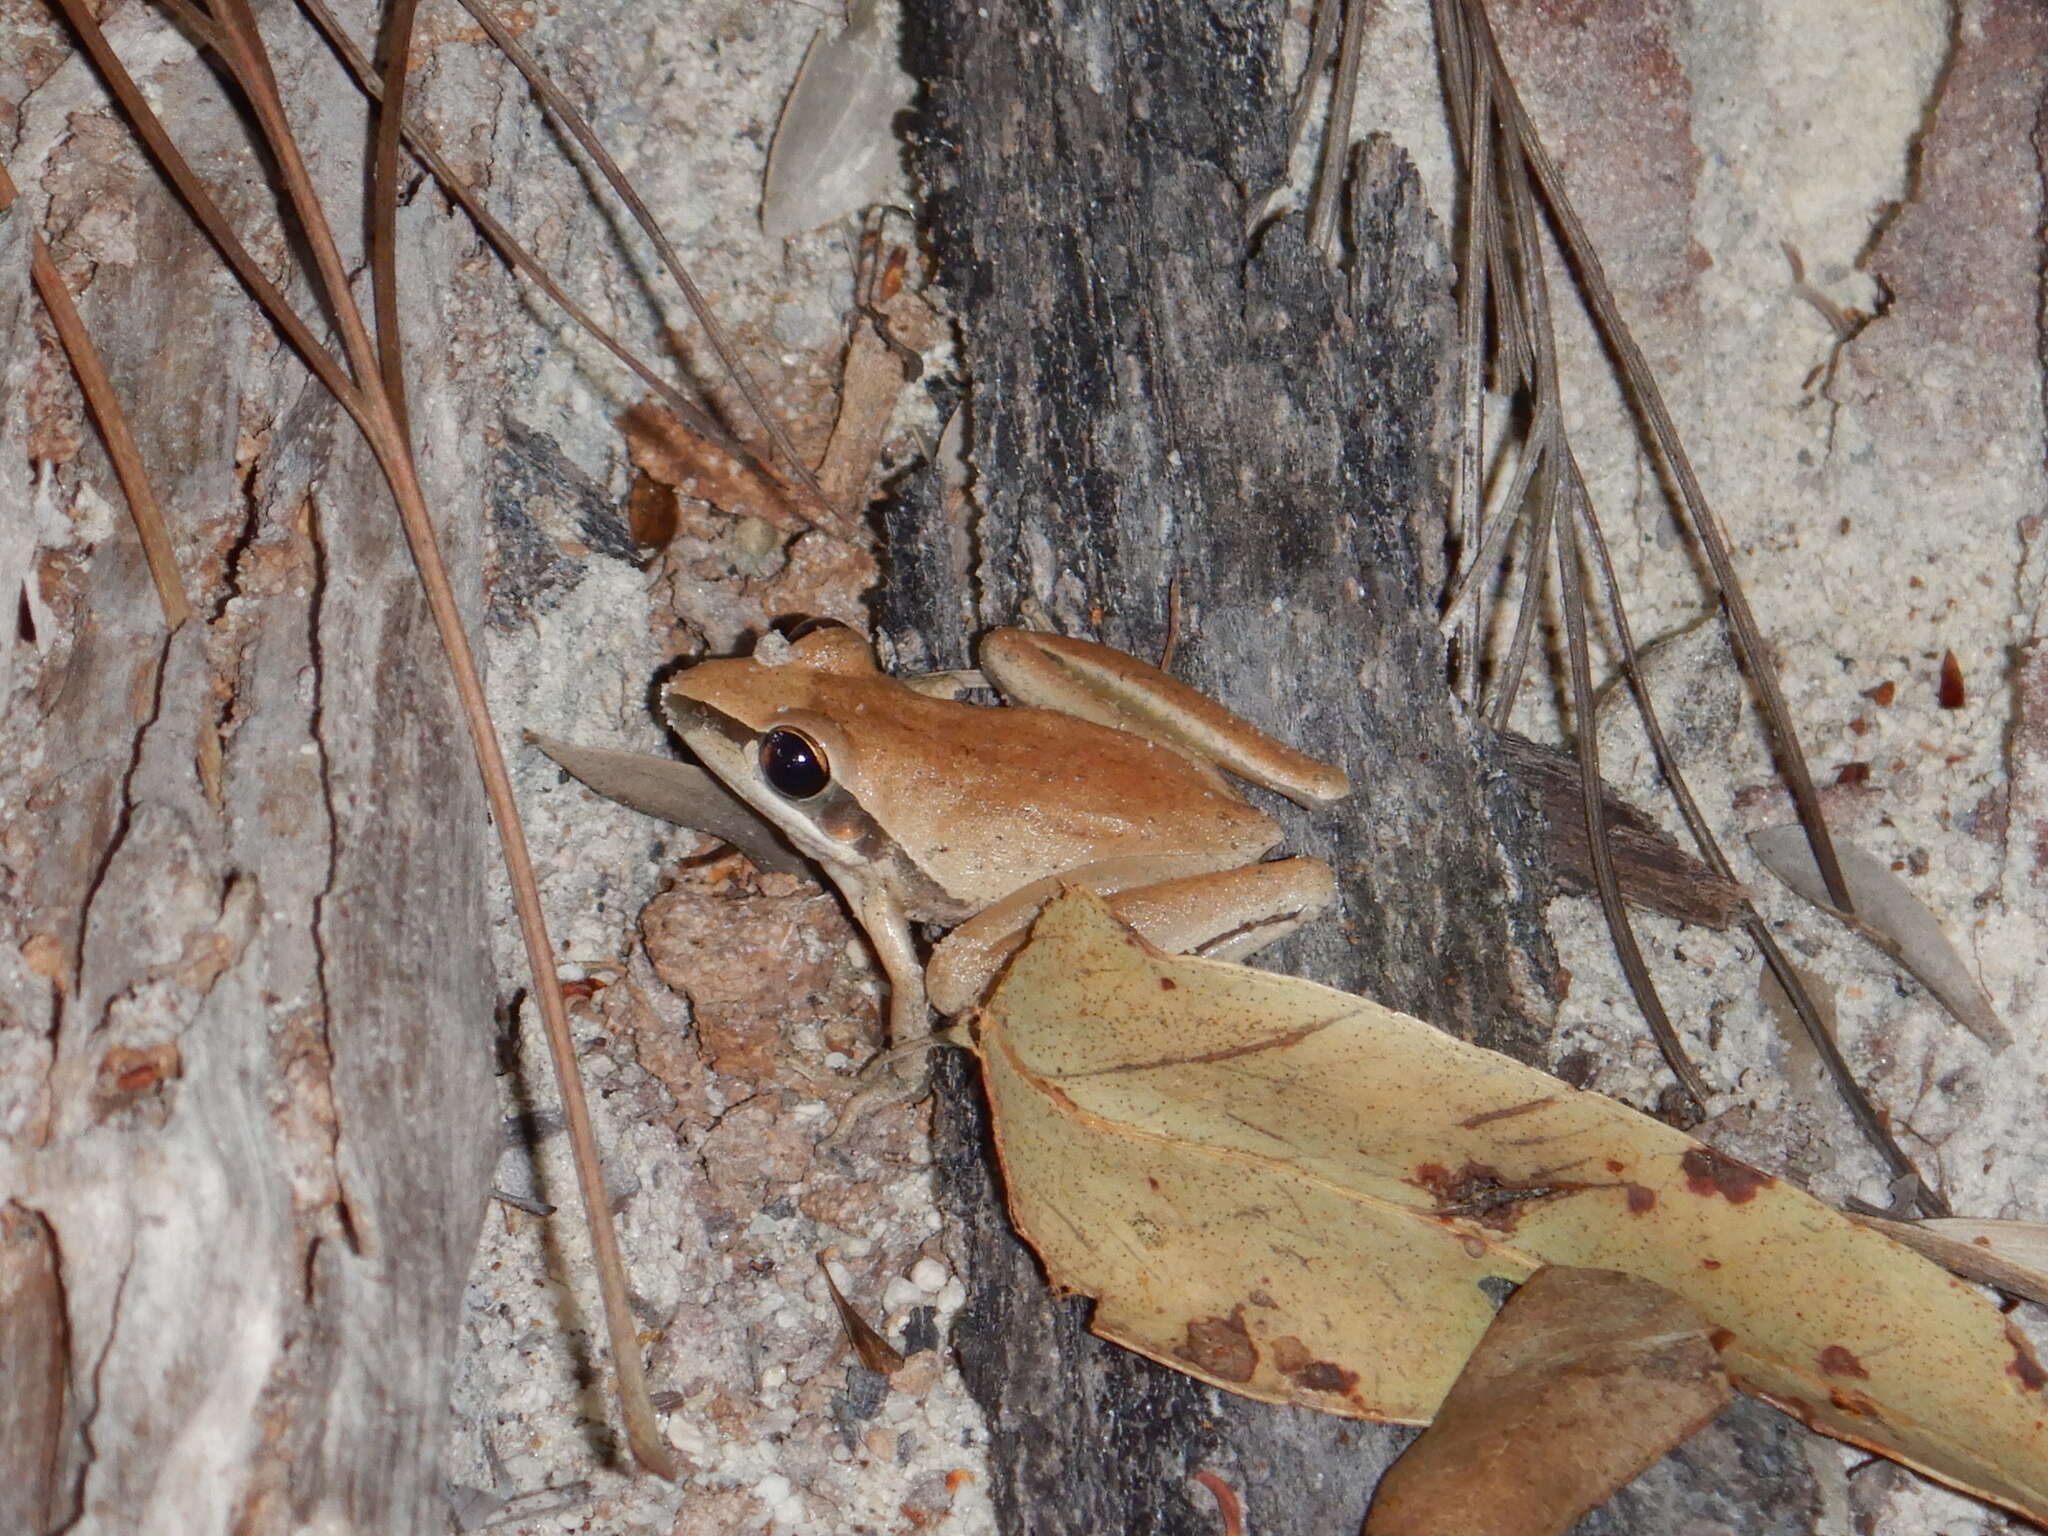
<box><xmin>838</xmin><ymin>686</ymin><xmax>1284</xmax><ymax>904</ymax></box>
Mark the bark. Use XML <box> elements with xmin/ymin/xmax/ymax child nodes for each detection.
<box><xmin>895</xmin><ymin>2</ymin><xmax>1821</xmax><ymax>1531</ymax></box>
<box><xmin>0</xmin><ymin>14</ymin><xmax>501</xmax><ymax>1530</ymax></box>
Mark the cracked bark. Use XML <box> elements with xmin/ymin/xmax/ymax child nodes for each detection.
<box><xmin>0</xmin><ymin>22</ymin><xmax>502</xmax><ymax>1532</ymax></box>
<box><xmin>891</xmin><ymin>1</ymin><xmax>1824</xmax><ymax>1531</ymax></box>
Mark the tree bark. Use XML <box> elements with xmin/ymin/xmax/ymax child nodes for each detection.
<box><xmin>0</xmin><ymin>18</ymin><xmax>501</xmax><ymax>1530</ymax></box>
<box><xmin>895</xmin><ymin>2</ymin><xmax>1821</xmax><ymax>1531</ymax></box>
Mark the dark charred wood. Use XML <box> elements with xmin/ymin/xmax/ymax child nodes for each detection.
<box><xmin>892</xmin><ymin>2</ymin><xmax>1821</xmax><ymax>1532</ymax></box>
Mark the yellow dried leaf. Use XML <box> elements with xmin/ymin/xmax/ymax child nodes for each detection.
<box><xmin>972</xmin><ymin>889</ymin><xmax>2048</xmax><ymax>1525</ymax></box>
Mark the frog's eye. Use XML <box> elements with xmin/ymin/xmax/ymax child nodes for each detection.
<box><xmin>760</xmin><ymin>728</ymin><xmax>831</xmax><ymax>800</ymax></box>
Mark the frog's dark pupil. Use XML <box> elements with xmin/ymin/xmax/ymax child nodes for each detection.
<box><xmin>761</xmin><ymin>728</ymin><xmax>830</xmax><ymax>799</ymax></box>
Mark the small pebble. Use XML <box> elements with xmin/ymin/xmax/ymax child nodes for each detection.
<box><xmin>882</xmin><ymin>1277</ymin><xmax>923</xmax><ymax>1312</ymax></box>
<box><xmin>909</xmin><ymin>1257</ymin><xmax>949</xmax><ymax>1293</ymax></box>
<box><xmin>890</xmin><ymin>1351</ymin><xmax>941</xmax><ymax>1398</ymax></box>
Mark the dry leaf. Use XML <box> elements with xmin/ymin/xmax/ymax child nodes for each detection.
<box><xmin>971</xmin><ymin>889</ymin><xmax>2048</xmax><ymax>1524</ymax></box>
<box><xmin>526</xmin><ymin>733</ymin><xmax>807</xmax><ymax>876</ymax></box>
<box><xmin>1749</xmin><ymin>824</ymin><xmax>2010</xmax><ymax>1050</ymax></box>
<box><xmin>626</xmin><ymin>470</ymin><xmax>680</xmax><ymax>548</ymax></box>
<box><xmin>813</xmin><ymin>271</ymin><xmax>938</xmax><ymax>511</ymax></box>
<box><xmin>1364</xmin><ymin>1267</ymin><xmax>1730</xmax><ymax>1536</ymax></box>
<box><xmin>760</xmin><ymin>0</ymin><xmax>914</xmax><ymax>240</ymax></box>
<box><xmin>816</xmin><ymin>1252</ymin><xmax>906</xmax><ymax>1375</ymax></box>
<box><xmin>1858</xmin><ymin>1217</ymin><xmax>2048</xmax><ymax>1309</ymax></box>
<box><xmin>619</xmin><ymin>401</ymin><xmax>805</xmax><ymax>530</ymax></box>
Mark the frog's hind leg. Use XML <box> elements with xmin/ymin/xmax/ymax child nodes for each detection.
<box><xmin>977</xmin><ymin>629</ymin><xmax>1350</xmax><ymax>807</ymax></box>
<box><xmin>926</xmin><ymin>856</ymin><xmax>1340</xmax><ymax>1019</ymax></box>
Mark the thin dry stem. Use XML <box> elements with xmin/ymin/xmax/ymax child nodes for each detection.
<box><xmin>0</xmin><ymin>161</ymin><xmax>190</xmax><ymax>630</ymax></box>
<box><xmin>1430</xmin><ymin>0</ymin><xmax>1940</xmax><ymax>1207</ymax></box>
<box><xmin>369</xmin><ymin>0</ymin><xmax>420</xmax><ymax>440</ymax></box>
<box><xmin>291</xmin><ymin>0</ymin><xmax>765</xmax><ymax>472</ymax></box>
<box><xmin>1305</xmin><ymin>0</ymin><xmax>1372</xmax><ymax>257</ymax></box>
<box><xmin>1458</xmin><ymin>0</ymin><xmax>1853</xmax><ymax>916</ymax></box>
<box><xmin>451</xmin><ymin>0</ymin><xmax>842</xmax><ymax>525</ymax></box>
<box><xmin>1569</xmin><ymin>463</ymin><xmax>1944</xmax><ymax>1210</ymax></box>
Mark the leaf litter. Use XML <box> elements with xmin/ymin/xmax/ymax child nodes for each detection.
<box><xmin>972</xmin><ymin>888</ymin><xmax>2048</xmax><ymax>1524</ymax></box>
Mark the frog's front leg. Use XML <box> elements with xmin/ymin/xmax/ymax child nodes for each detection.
<box><xmin>850</xmin><ymin>881</ymin><xmax>930</xmax><ymax>1048</ymax></box>
<box><xmin>816</xmin><ymin>880</ymin><xmax>945</xmax><ymax>1156</ymax></box>
<box><xmin>926</xmin><ymin>855</ymin><xmax>1339</xmax><ymax>1017</ymax></box>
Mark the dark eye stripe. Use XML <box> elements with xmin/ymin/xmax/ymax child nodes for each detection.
<box><xmin>760</xmin><ymin>728</ymin><xmax>831</xmax><ymax>799</ymax></box>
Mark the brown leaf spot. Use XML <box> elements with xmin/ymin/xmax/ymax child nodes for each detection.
<box><xmin>1412</xmin><ymin>1161</ymin><xmax>1576</xmax><ymax>1232</ymax></box>
<box><xmin>1176</xmin><ymin>1308</ymin><xmax>1257</xmax><ymax>1384</ymax></box>
<box><xmin>1292</xmin><ymin>1358</ymin><xmax>1358</xmax><ymax>1396</ymax></box>
<box><xmin>1709</xmin><ymin>1328</ymin><xmax>1736</xmax><ymax>1353</ymax></box>
<box><xmin>1158</xmin><ymin>977</ymin><xmax>1177</xmax><ymax>991</ymax></box>
<box><xmin>1938</xmin><ymin>650</ymin><xmax>1965</xmax><ymax>709</ymax></box>
<box><xmin>1458</xmin><ymin>1096</ymin><xmax>1556</xmax><ymax>1129</ymax></box>
<box><xmin>1829</xmin><ymin>1387</ymin><xmax>1880</xmax><ymax>1418</ymax></box>
<box><xmin>1412</xmin><ymin>1162</ymin><xmax>1451</xmax><ymax>1192</ymax></box>
<box><xmin>1625</xmin><ymin>1183</ymin><xmax>1657</xmax><ymax>1214</ymax></box>
<box><xmin>1680</xmin><ymin>1146</ymin><xmax>1773</xmax><ymax>1203</ymax></box>
<box><xmin>1817</xmin><ymin>1345</ymin><xmax>1868</xmax><ymax>1379</ymax></box>
<box><xmin>1246</xmin><ymin>1290</ymin><xmax>1278</xmax><ymax>1309</ymax></box>
<box><xmin>1269</xmin><ymin>1335</ymin><xmax>1360</xmax><ymax>1398</ymax></box>
<box><xmin>1699</xmin><ymin>1258</ymin><xmax>1722</xmax><ymax>1270</ymax></box>
<box><xmin>2008</xmin><ymin>1324</ymin><xmax>2048</xmax><ymax>1393</ymax></box>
